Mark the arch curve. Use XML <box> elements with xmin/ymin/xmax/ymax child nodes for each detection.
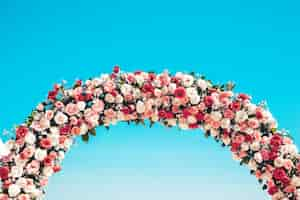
<box><xmin>0</xmin><ymin>66</ymin><xmax>299</xmax><ymax>200</ymax></box>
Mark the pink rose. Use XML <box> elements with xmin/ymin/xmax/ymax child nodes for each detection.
<box><xmin>18</xmin><ymin>194</ymin><xmax>30</xmax><ymax>200</ymax></box>
<box><xmin>65</xmin><ymin>103</ymin><xmax>80</xmax><ymax>116</ymax></box>
<box><xmin>45</xmin><ymin>110</ymin><xmax>54</xmax><ymax>120</ymax></box>
<box><xmin>0</xmin><ymin>194</ymin><xmax>8</xmax><ymax>200</ymax></box>
<box><xmin>26</xmin><ymin>160</ymin><xmax>40</xmax><ymax>174</ymax></box>
<box><xmin>92</xmin><ymin>100</ymin><xmax>104</xmax><ymax>113</ymax></box>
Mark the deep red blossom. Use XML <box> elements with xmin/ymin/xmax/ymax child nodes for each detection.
<box><xmin>268</xmin><ymin>186</ymin><xmax>278</xmax><ymax>195</ymax></box>
<box><xmin>230</xmin><ymin>101</ymin><xmax>241</xmax><ymax>111</ymax></box>
<box><xmin>189</xmin><ymin>123</ymin><xmax>198</xmax><ymax>129</ymax></box>
<box><xmin>53</xmin><ymin>165</ymin><xmax>61</xmax><ymax>173</ymax></box>
<box><xmin>270</xmin><ymin>134</ymin><xmax>283</xmax><ymax>147</ymax></box>
<box><xmin>183</xmin><ymin>109</ymin><xmax>191</xmax><ymax>118</ymax></box>
<box><xmin>40</xmin><ymin>138</ymin><xmax>52</xmax><ymax>149</ymax></box>
<box><xmin>204</xmin><ymin>96</ymin><xmax>214</xmax><ymax>107</ymax></box>
<box><xmin>230</xmin><ymin>142</ymin><xmax>240</xmax><ymax>152</ymax></box>
<box><xmin>244</xmin><ymin>134</ymin><xmax>253</xmax><ymax>143</ymax></box>
<box><xmin>113</xmin><ymin>65</ymin><xmax>120</xmax><ymax>73</ymax></box>
<box><xmin>142</xmin><ymin>83</ymin><xmax>154</xmax><ymax>94</ymax></box>
<box><xmin>174</xmin><ymin>87</ymin><xmax>186</xmax><ymax>98</ymax></box>
<box><xmin>158</xmin><ymin>110</ymin><xmax>174</xmax><ymax>119</ymax></box>
<box><xmin>195</xmin><ymin>112</ymin><xmax>205</xmax><ymax>121</ymax></box>
<box><xmin>238</xmin><ymin>93</ymin><xmax>250</xmax><ymax>101</ymax></box>
<box><xmin>48</xmin><ymin>90</ymin><xmax>58</xmax><ymax>100</ymax></box>
<box><xmin>76</xmin><ymin>80</ymin><xmax>82</xmax><ymax>86</ymax></box>
<box><xmin>121</xmin><ymin>107</ymin><xmax>132</xmax><ymax>115</ymax></box>
<box><xmin>0</xmin><ymin>167</ymin><xmax>9</xmax><ymax>180</ymax></box>
<box><xmin>60</xmin><ymin>125</ymin><xmax>71</xmax><ymax>135</ymax></box>
<box><xmin>273</xmin><ymin>168</ymin><xmax>289</xmax><ymax>184</ymax></box>
<box><xmin>43</xmin><ymin>156</ymin><xmax>53</xmax><ymax>166</ymax></box>
<box><xmin>256</xmin><ymin>110</ymin><xmax>264</xmax><ymax>120</ymax></box>
<box><xmin>16</xmin><ymin>126</ymin><xmax>29</xmax><ymax>139</ymax></box>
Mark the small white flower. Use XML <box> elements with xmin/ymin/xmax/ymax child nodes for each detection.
<box><xmin>105</xmin><ymin>93</ymin><xmax>115</xmax><ymax>103</ymax></box>
<box><xmin>77</xmin><ymin>101</ymin><xmax>86</xmax><ymax>111</ymax></box>
<box><xmin>235</xmin><ymin>110</ymin><xmax>248</xmax><ymax>123</ymax></box>
<box><xmin>182</xmin><ymin>75</ymin><xmax>194</xmax><ymax>87</ymax></box>
<box><xmin>190</xmin><ymin>95</ymin><xmax>200</xmax><ymax>105</ymax></box>
<box><xmin>8</xmin><ymin>184</ymin><xmax>20</xmax><ymax>197</ymax></box>
<box><xmin>0</xmin><ymin>138</ymin><xmax>10</xmax><ymax>157</ymax></box>
<box><xmin>254</xmin><ymin>152</ymin><xmax>263</xmax><ymax>163</ymax></box>
<box><xmin>197</xmin><ymin>79</ymin><xmax>208</xmax><ymax>90</ymax></box>
<box><xmin>211</xmin><ymin>111</ymin><xmax>222</xmax><ymax>121</ymax></box>
<box><xmin>250</xmin><ymin>141</ymin><xmax>261</xmax><ymax>151</ymax></box>
<box><xmin>43</xmin><ymin>167</ymin><xmax>53</xmax><ymax>177</ymax></box>
<box><xmin>54</xmin><ymin>112</ymin><xmax>68</xmax><ymax>125</ymax></box>
<box><xmin>121</xmin><ymin>84</ymin><xmax>132</xmax><ymax>95</ymax></box>
<box><xmin>274</xmin><ymin>157</ymin><xmax>284</xmax><ymax>168</ymax></box>
<box><xmin>221</xmin><ymin>119</ymin><xmax>231</xmax><ymax>129</ymax></box>
<box><xmin>11</xmin><ymin>166</ymin><xmax>23</xmax><ymax>178</ymax></box>
<box><xmin>240</xmin><ymin>143</ymin><xmax>249</xmax><ymax>151</ymax></box>
<box><xmin>25</xmin><ymin>132</ymin><xmax>36</xmax><ymax>145</ymax></box>
<box><xmin>35</xmin><ymin>148</ymin><xmax>47</xmax><ymax>161</ymax></box>
<box><xmin>136</xmin><ymin>101</ymin><xmax>146</xmax><ymax>114</ymax></box>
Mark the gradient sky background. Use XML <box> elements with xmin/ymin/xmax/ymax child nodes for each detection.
<box><xmin>0</xmin><ymin>0</ymin><xmax>300</xmax><ymax>199</ymax></box>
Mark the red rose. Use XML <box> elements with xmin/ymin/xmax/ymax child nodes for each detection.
<box><xmin>40</xmin><ymin>138</ymin><xmax>52</xmax><ymax>149</ymax></box>
<box><xmin>195</xmin><ymin>112</ymin><xmax>205</xmax><ymax>121</ymax></box>
<box><xmin>256</xmin><ymin>110</ymin><xmax>264</xmax><ymax>120</ymax></box>
<box><xmin>53</xmin><ymin>165</ymin><xmax>61</xmax><ymax>173</ymax></box>
<box><xmin>48</xmin><ymin>90</ymin><xmax>58</xmax><ymax>100</ymax></box>
<box><xmin>204</xmin><ymin>96</ymin><xmax>214</xmax><ymax>107</ymax></box>
<box><xmin>0</xmin><ymin>167</ymin><xmax>9</xmax><ymax>180</ymax></box>
<box><xmin>174</xmin><ymin>87</ymin><xmax>186</xmax><ymax>98</ymax></box>
<box><xmin>121</xmin><ymin>107</ymin><xmax>132</xmax><ymax>115</ymax></box>
<box><xmin>189</xmin><ymin>123</ymin><xmax>198</xmax><ymax>129</ymax></box>
<box><xmin>43</xmin><ymin>156</ymin><xmax>53</xmax><ymax>166</ymax></box>
<box><xmin>60</xmin><ymin>125</ymin><xmax>71</xmax><ymax>135</ymax></box>
<box><xmin>270</xmin><ymin>134</ymin><xmax>283</xmax><ymax>147</ymax></box>
<box><xmin>113</xmin><ymin>65</ymin><xmax>120</xmax><ymax>73</ymax></box>
<box><xmin>238</xmin><ymin>93</ymin><xmax>250</xmax><ymax>101</ymax></box>
<box><xmin>230</xmin><ymin>142</ymin><xmax>240</xmax><ymax>152</ymax></box>
<box><xmin>16</xmin><ymin>126</ymin><xmax>29</xmax><ymax>139</ymax></box>
<box><xmin>268</xmin><ymin>151</ymin><xmax>278</xmax><ymax>161</ymax></box>
<box><xmin>142</xmin><ymin>83</ymin><xmax>154</xmax><ymax>94</ymax></box>
<box><xmin>183</xmin><ymin>109</ymin><xmax>191</xmax><ymax>118</ymax></box>
<box><xmin>165</xmin><ymin>112</ymin><xmax>174</xmax><ymax>119</ymax></box>
<box><xmin>273</xmin><ymin>168</ymin><xmax>288</xmax><ymax>182</ymax></box>
<box><xmin>230</xmin><ymin>101</ymin><xmax>241</xmax><ymax>111</ymax></box>
<box><xmin>268</xmin><ymin>186</ymin><xmax>278</xmax><ymax>195</ymax></box>
<box><xmin>158</xmin><ymin>110</ymin><xmax>167</xmax><ymax>119</ymax></box>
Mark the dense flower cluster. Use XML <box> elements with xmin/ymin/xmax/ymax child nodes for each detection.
<box><xmin>0</xmin><ymin>66</ymin><xmax>300</xmax><ymax>199</ymax></box>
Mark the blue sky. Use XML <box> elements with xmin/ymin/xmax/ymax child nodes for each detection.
<box><xmin>0</xmin><ymin>0</ymin><xmax>300</xmax><ymax>199</ymax></box>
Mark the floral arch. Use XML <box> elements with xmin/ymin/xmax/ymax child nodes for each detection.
<box><xmin>0</xmin><ymin>66</ymin><xmax>299</xmax><ymax>200</ymax></box>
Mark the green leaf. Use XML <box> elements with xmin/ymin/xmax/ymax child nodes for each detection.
<box><xmin>82</xmin><ymin>134</ymin><xmax>89</xmax><ymax>143</ymax></box>
<box><xmin>89</xmin><ymin>128</ymin><xmax>96</xmax><ymax>136</ymax></box>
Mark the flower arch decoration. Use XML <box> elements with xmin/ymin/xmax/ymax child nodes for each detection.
<box><xmin>0</xmin><ymin>66</ymin><xmax>300</xmax><ymax>200</ymax></box>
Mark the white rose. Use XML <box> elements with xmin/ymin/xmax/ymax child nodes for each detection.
<box><xmin>77</xmin><ymin>101</ymin><xmax>86</xmax><ymax>111</ymax></box>
<box><xmin>182</xmin><ymin>75</ymin><xmax>194</xmax><ymax>87</ymax></box>
<box><xmin>250</xmin><ymin>141</ymin><xmax>261</xmax><ymax>151</ymax></box>
<box><xmin>54</xmin><ymin>112</ymin><xmax>68</xmax><ymax>125</ymax></box>
<box><xmin>135</xmin><ymin>75</ymin><xmax>145</xmax><ymax>85</ymax></box>
<box><xmin>49</xmin><ymin>133</ymin><xmax>59</xmax><ymax>146</ymax></box>
<box><xmin>254</xmin><ymin>152</ymin><xmax>263</xmax><ymax>163</ymax></box>
<box><xmin>248</xmin><ymin>159</ymin><xmax>257</xmax><ymax>170</ymax></box>
<box><xmin>43</xmin><ymin>167</ymin><xmax>53</xmax><ymax>177</ymax></box>
<box><xmin>121</xmin><ymin>84</ymin><xmax>132</xmax><ymax>95</ymax></box>
<box><xmin>235</xmin><ymin>110</ymin><xmax>248</xmax><ymax>123</ymax></box>
<box><xmin>221</xmin><ymin>119</ymin><xmax>231</xmax><ymax>129</ymax></box>
<box><xmin>64</xmin><ymin>138</ymin><xmax>73</xmax><ymax>149</ymax></box>
<box><xmin>136</xmin><ymin>101</ymin><xmax>145</xmax><ymax>114</ymax></box>
<box><xmin>187</xmin><ymin>116</ymin><xmax>197</xmax><ymax>124</ymax></box>
<box><xmin>25</xmin><ymin>132</ymin><xmax>36</xmax><ymax>145</ymax></box>
<box><xmin>240</xmin><ymin>143</ymin><xmax>249</xmax><ymax>151</ymax></box>
<box><xmin>50</xmin><ymin>127</ymin><xmax>59</xmax><ymax>134</ymax></box>
<box><xmin>211</xmin><ymin>111</ymin><xmax>222</xmax><ymax>121</ymax></box>
<box><xmin>8</xmin><ymin>184</ymin><xmax>20</xmax><ymax>197</ymax></box>
<box><xmin>190</xmin><ymin>95</ymin><xmax>200</xmax><ymax>105</ymax></box>
<box><xmin>35</xmin><ymin>148</ymin><xmax>47</xmax><ymax>161</ymax></box>
<box><xmin>11</xmin><ymin>166</ymin><xmax>23</xmax><ymax>178</ymax></box>
<box><xmin>105</xmin><ymin>93</ymin><xmax>115</xmax><ymax>103</ymax></box>
<box><xmin>197</xmin><ymin>79</ymin><xmax>208</xmax><ymax>90</ymax></box>
<box><xmin>168</xmin><ymin>83</ymin><xmax>177</xmax><ymax>93</ymax></box>
<box><xmin>246</xmin><ymin>103</ymin><xmax>257</xmax><ymax>115</ymax></box>
<box><xmin>292</xmin><ymin>176</ymin><xmax>300</xmax><ymax>187</ymax></box>
<box><xmin>80</xmin><ymin>123</ymin><xmax>89</xmax><ymax>135</ymax></box>
<box><xmin>274</xmin><ymin>157</ymin><xmax>284</xmax><ymax>168</ymax></box>
<box><xmin>115</xmin><ymin>95</ymin><xmax>124</xmax><ymax>104</ymax></box>
<box><xmin>58</xmin><ymin>151</ymin><xmax>65</xmax><ymax>160</ymax></box>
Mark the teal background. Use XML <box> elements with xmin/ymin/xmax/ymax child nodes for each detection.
<box><xmin>1</xmin><ymin>0</ymin><xmax>300</xmax><ymax>199</ymax></box>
